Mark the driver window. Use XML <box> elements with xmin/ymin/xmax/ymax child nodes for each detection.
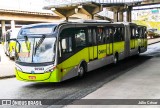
<box><xmin>60</xmin><ymin>28</ymin><xmax>73</xmax><ymax>54</ymax></box>
<box><xmin>61</xmin><ymin>37</ymin><xmax>73</xmax><ymax>54</ymax></box>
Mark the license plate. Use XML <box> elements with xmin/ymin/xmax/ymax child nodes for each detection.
<box><xmin>28</xmin><ymin>76</ymin><xmax>36</xmax><ymax>80</ymax></box>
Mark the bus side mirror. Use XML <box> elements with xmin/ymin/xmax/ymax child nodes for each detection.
<box><xmin>61</xmin><ymin>39</ymin><xmax>67</xmax><ymax>50</ymax></box>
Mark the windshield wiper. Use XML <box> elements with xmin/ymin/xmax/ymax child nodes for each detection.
<box><xmin>34</xmin><ymin>35</ymin><xmax>46</xmax><ymax>55</ymax></box>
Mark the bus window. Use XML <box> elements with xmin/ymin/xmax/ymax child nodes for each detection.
<box><xmin>60</xmin><ymin>28</ymin><xmax>74</xmax><ymax>54</ymax></box>
<box><xmin>88</xmin><ymin>29</ymin><xmax>92</xmax><ymax>45</ymax></box>
<box><xmin>109</xmin><ymin>28</ymin><xmax>114</xmax><ymax>43</ymax></box>
<box><xmin>74</xmin><ymin>29</ymin><xmax>86</xmax><ymax>48</ymax></box>
<box><xmin>105</xmin><ymin>28</ymin><xmax>110</xmax><ymax>44</ymax></box>
<box><xmin>144</xmin><ymin>28</ymin><xmax>147</xmax><ymax>38</ymax></box>
<box><xmin>97</xmin><ymin>28</ymin><xmax>105</xmax><ymax>44</ymax></box>
<box><xmin>88</xmin><ymin>28</ymin><xmax>98</xmax><ymax>46</ymax></box>
<box><xmin>138</xmin><ymin>28</ymin><xmax>143</xmax><ymax>38</ymax></box>
<box><xmin>118</xmin><ymin>27</ymin><xmax>124</xmax><ymax>41</ymax></box>
<box><xmin>131</xmin><ymin>27</ymin><xmax>136</xmax><ymax>39</ymax></box>
<box><xmin>61</xmin><ymin>37</ymin><xmax>73</xmax><ymax>53</ymax></box>
<box><xmin>113</xmin><ymin>28</ymin><xmax>123</xmax><ymax>42</ymax></box>
<box><xmin>93</xmin><ymin>29</ymin><xmax>97</xmax><ymax>45</ymax></box>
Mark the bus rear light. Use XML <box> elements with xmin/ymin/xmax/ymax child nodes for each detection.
<box><xmin>29</xmin><ymin>76</ymin><xmax>36</xmax><ymax>80</ymax></box>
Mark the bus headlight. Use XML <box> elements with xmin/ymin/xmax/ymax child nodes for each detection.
<box><xmin>44</xmin><ymin>66</ymin><xmax>57</xmax><ymax>73</ymax></box>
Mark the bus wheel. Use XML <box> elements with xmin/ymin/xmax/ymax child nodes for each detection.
<box><xmin>113</xmin><ymin>54</ymin><xmax>118</xmax><ymax>64</ymax></box>
<box><xmin>78</xmin><ymin>65</ymin><xmax>85</xmax><ymax>78</ymax></box>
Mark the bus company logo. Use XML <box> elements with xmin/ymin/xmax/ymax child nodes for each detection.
<box><xmin>99</xmin><ymin>49</ymin><xmax>106</xmax><ymax>55</ymax></box>
<box><xmin>35</xmin><ymin>67</ymin><xmax>44</xmax><ymax>71</ymax></box>
<box><xmin>2</xmin><ymin>100</ymin><xmax>11</xmax><ymax>105</ymax></box>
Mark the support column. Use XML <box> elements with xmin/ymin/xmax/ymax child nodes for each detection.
<box><xmin>127</xmin><ymin>7</ymin><xmax>132</xmax><ymax>22</ymax></box>
<box><xmin>119</xmin><ymin>11</ymin><xmax>124</xmax><ymax>22</ymax></box>
<box><xmin>11</xmin><ymin>20</ymin><xmax>15</xmax><ymax>29</ymax></box>
<box><xmin>114</xmin><ymin>11</ymin><xmax>118</xmax><ymax>22</ymax></box>
<box><xmin>1</xmin><ymin>21</ymin><xmax>6</xmax><ymax>42</ymax></box>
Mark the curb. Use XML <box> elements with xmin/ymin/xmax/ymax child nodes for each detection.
<box><xmin>0</xmin><ymin>75</ymin><xmax>15</xmax><ymax>80</ymax></box>
<box><xmin>148</xmin><ymin>41</ymin><xmax>160</xmax><ymax>45</ymax></box>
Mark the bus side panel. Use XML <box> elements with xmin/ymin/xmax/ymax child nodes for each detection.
<box><xmin>93</xmin><ymin>46</ymin><xmax>98</xmax><ymax>59</ymax></box>
<box><xmin>58</xmin><ymin>48</ymin><xmax>89</xmax><ymax>81</ymax></box>
<box><xmin>113</xmin><ymin>41</ymin><xmax>125</xmax><ymax>54</ymax></box>
<box><xmin>130</xmin><ymin>39</ymin><xmax>133</xmax><ymax>49</ymax></box>
<box><xmin>89</xmin><ymin>47</ymin><xmax>94</xmax><ymax>60</ymax></box>
<box><xmin>135</xmin><ymin>39</ymin><xmax>138</xmax><ymax>48</ymax></box>
<box><xmin>109</xmin><ymin>43</ymin><xmax>113</xmax><ymax>55</ymax></box>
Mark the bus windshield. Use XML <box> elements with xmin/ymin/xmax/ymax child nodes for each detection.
<box><xmin>15</xmin><ymin>37</ymin><xmax>56</xmax><ymax>63</ymax></box>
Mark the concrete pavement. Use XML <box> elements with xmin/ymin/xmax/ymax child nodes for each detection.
<box><xmin>148</xmin><ymin>37</ymin><xmax>160</xmax><ymax>45</ymax></box>
<box><xmin>0</xmin><ymin>44</ymin><xmax>15</xmax><ymax>79</ymax></box>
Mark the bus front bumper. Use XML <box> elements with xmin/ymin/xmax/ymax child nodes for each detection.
<box><xmin>15</xmin><ymin>69</ymin><xmax>61</xmax><ymax>82</ymax></box>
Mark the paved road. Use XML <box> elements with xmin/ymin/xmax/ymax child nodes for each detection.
<box><xmin>0</xmin><ymin>43</ymin><xmax>159</xmax><ymax>108</ymax></box>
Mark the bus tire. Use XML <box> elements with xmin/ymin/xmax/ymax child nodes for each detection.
<box><xmin>113</xmin><ymin>53</ymin><xmax>118</xmax><ymax>64</ymax></box>
<box><xmin>78</xmin><ymin>64</ymin><xmax>86</xmax><ymax>78</ymax></box>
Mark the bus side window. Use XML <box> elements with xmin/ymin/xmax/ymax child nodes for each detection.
<box><xmin>136</xmin><ymin>28</ymin><xmax>143</xmax><ymax>38</ymax></box>
<box><xmin>93</xmin><ymin>29</ymin><xmax>97</xmax><ymax>45</ymax></box>
<box><xmin>120</xmin><ymin>27</ymin><xmax>124</xmax><ymax>41</ymax></box>
<box><xmin>113</xmin><ymin>27</ymin><xmax>122</xmax><ymax>42</ymax></box>
<box><xmin>88</xmin><ymin>28</ymin><xmax>97</xmax><ymax>46</ymax></box>
<box><xmin>135</xmin><ymin>28</ymin><xmax>139</xmax><ymax>38</ymax></box>
<box><xmin>60</xmin><ymin>28</ymin><xmax>73</xmax><ymax>54</ymax></box>
<box><xmin>144</xmin><ymin>28</ymin><xmax>147</xmax><ymax>38</ymax></box>
<box><xmin>74</xmin><ymin>29</ymin><xmax>86</xmax><ymax>48</ymax></box>
<box><xmin>88</xmin><ymin>29</ymin><xmax>92</xmax><ymax>46</ymax></box>
<box><xmin>97</xmin><ymin>28</ymin><xmax>105</xmax><ymax>44</ymax></box>
<box><xmin>105</xmin><ymin>28</ymin><xmax>110</xmax><ymax>44</ymax></box>
<box><xmin>109</xmin><ymin>28</ymin><xmax>114</xmax><ymax>43</ymax></box>
<box><xmin>61</xmin><ymin>37</ymin><xmax>73</xmax><ymax>53</ymax></box>
<box><xmin>142</xmin><ymin>29</ymin><xmax>145</xmax><ymax>38</ymax></box>
<box><xmin>131</xmin><ymin>27</ymin><xmax>136</xmax><ymax>39</ymax></box>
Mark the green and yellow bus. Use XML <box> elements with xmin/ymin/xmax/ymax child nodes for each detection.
<box><xmin>15</xmin><ymin>21</ymin><xmax>147</xmax><ymax>82</ymax></box>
